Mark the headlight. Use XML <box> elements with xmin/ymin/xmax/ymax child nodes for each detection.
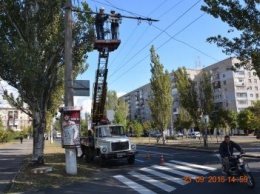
<box><xmin>238</xmin><ymin>158</ymin><xmax>243</xmax><ymax>163</ymax></box>
<box><xmin>131</xmin><ymin>144</ymin><xmax>136</xmax><ymax>150</ymax></box>
<box><xmin>101</xmin><ymin>147</ymin><xmax>107</xmax><ymax>153</ymax></box>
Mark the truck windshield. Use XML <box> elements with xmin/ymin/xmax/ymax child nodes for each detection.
<box><xmin>109</xmin><ymin>126</ymin><xmax>125</xmax><ymax>136</ymax></box>
<box><xmin>98</xmin><ymin>126</ymin><xmax>126</xmax><ymax>137</ymax></box>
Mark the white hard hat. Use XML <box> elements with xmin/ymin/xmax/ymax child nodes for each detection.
<box><xmin>100</xmin><ymin>7</ymin><xmax>104</xmax><ymax>10</ymax></box>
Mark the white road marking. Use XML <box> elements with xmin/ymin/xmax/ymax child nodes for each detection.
<box><xmin>128</xmin><ymin>171</ymin><xmax>175</xmax><ymax>192</ymax></box>
<box><xmin>164</xmin><ymin>162</ymin><xmax>208</xmax><ymax>175</ymax></box>
<box><xmin>169</xmin><ymin>160</ymin><xmax>217</xmax><ymax>171</ymax></box>
<box><xmin>140</xmin><ymin>167</ymin><xmax>186</xmax><ymax>185</ymax></box>
<box><xmin>113</xmin><ymin>175</ymin><xmax>156</xmax><ymax>194</ymax></box>
<box><xmin>153</xmin><ymin>165</ymin><xmax>197</xmax><ymax>179</ymax></box>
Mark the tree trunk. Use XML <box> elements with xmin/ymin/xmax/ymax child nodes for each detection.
<box><xmin>32</xmin><ymin>111</ymin><xmax>45</xmax><ymax>164</ymax></box>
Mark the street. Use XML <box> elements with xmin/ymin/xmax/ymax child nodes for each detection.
<box><xmin>38</xmin><ymin>143</ymin><xmax>260</xmax><ymax>194</ymax></box>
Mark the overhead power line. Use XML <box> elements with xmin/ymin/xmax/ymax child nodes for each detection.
<box><xmin>108</xmin><ymin>0</ymin><xmax>202</xmax><ymax>80</ymax></box>
<box><xmin>109</xmin><ymin>12</ymin><xmax>206</xmax><ymax>85</ymax></box>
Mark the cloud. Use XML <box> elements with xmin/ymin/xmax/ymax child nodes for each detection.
<box><xmin>74</xmin><ymin>96</ymin><xmax>92</xmax><ymax>118</ymax></box>
<box><xmin>117</xmin><ymin>91</ymin><xmax>126</xmax><ymax>98</ymax></box>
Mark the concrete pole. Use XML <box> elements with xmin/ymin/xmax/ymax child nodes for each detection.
<box><xmin>64</xmin><ymin>0</ymin><xmax>77</xmax><ymax>175</ymax></box>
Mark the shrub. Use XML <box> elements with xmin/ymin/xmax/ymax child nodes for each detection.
<box><xmin>166</xmin><ymin>135</ymin><xmax>177</xmax><ymax>140</ymax></box>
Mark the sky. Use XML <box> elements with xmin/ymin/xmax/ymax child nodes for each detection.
<box><xmin>75</xmin><ymin>0</ymin><xmax>236</xmax><ymax>115</ymax></box>
<box><xmin>0</xmin><ymin>0</ymin><xmax>238</xmax><ymax>117</ymax></box>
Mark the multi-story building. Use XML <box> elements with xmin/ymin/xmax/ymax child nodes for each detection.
<box><xmin>0</xmin><ymin>106</ymin><xmax>32</xmax><ymax>131</ymax></box>
<box><xmin>121</xmin><ymin>57</ymin><xmax>260</xmax><ymax>124</ymax></box>
<box><xmin>203</xmin><ymin>57</ymin><xmax>260</xmax><ymax>112</ymax></box>
<box><xmin>120</xmin><ymin>83</ymin><xmax>152</xmax><ymax>122</ymax></box>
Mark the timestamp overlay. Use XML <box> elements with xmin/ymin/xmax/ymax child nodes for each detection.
<box><xmin>182</xmin><ymin>176</ymin><xmax>249</xmax><ymax>183</ymax></box>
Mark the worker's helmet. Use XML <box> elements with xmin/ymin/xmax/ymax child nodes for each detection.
<box><xmin>100</xmin><ymin>7</ymin><xmax>105</xmax><ymax>10</ymax></box>
<box><xmin>111</xmin><ymin>9</ymin><xmax>115</xmax><ymax>13</ymax></box>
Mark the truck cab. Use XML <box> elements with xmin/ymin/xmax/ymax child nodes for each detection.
<box><xmin>81</xmin><ymin>124</ymin><xmax>137</xmax><ymax>166</ymax></box>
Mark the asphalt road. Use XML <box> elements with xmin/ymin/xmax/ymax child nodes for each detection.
<box><xmin>22</xmin><ymin>144</ymin><xmax>260</xmax><ymax>194</ymax></box>
<box><xmin>0</xmin><ymin>139</ymin><xmax>32</xmax><ymax>194</ymax></box>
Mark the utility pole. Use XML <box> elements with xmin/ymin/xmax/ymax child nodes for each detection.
<box><xmin>64</xmin><ymin>0</ymin><xmax>77</xmax><ymax>175</ymax></box>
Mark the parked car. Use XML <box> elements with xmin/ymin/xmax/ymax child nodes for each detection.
<box><xmin>175</xmin><ymin>132</ymin><xmax>184</xmax><ymax>137</ymax></box>
<box><xmin>191</xmin><ymin>132</ymin><xmax>201</xmax><ymax>139</ymax></box>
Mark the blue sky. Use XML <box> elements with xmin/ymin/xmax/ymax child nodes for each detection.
<box><xmin>75</xmin><ymin>0</ymin><xmax>236</xmax><ymax>115</ymax></box>
<box><xmin>1</xmin><ymin>0</ymin><xmax>237</xmax><ymax>117</ymax></box>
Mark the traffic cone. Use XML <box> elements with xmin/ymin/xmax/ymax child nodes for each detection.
<box><xmin>146</xmin><ymin>151</ymin><xmax>150</xmax><ymax>160</ymax></box>
<box><xmin>160</xmin><ymin>154</ymin><xmax>164</xmax><ymax>164</ymax></box>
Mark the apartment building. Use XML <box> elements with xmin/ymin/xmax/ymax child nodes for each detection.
<box><xmin>120</xmin><ymin>83</ymin><xmax>152</xmax><ymax>122</ymax></box>
<box><xmin>121</xmin><ymin>57</ymin><xmax>260</xmax><ymax>123</ymax></box>
<box><xmin>203</xmin><ymin>57</ymin><xmax>260</xmax><ymax>112</ymax></box>
<box><xmin>0</xmin><ymin>106</ymin><xmax>32</xmax><ymax>131</ymax></box>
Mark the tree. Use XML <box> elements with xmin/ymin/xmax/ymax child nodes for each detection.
<box><xmin>201</xmin><ymin>0</ymin><xmax>260</xmax><ymax>77</ymax></box>
<box><xmin>237</xmin><ymin>109</ymin><xmax>257</xmax><ymax>133</ymax></box>
<box><xmin>127</xmin><ymin>120</ymin><xmax>143</xmax><ymax>138</ymax></box>
<box><xmin>105</xmin><ymin>90</ymin><xmax>118</xmax><ymax>111</ymax></box>
<box><xmin>199</xmin><ymin>70</ymin><xmax>214</xmax><ymax>115</ymax></box>
<box><xmin>174</xmin><ymin>67</ymin><xmax>201</xmax><ymax>129</ymax></box>
<box><xmin>114</xmin><ymin>98</ymin><xmax>128</xmax><ymax>126</ymax></box>
<box><xmin>0</xmin><ymin>0</ymin><xmax>94</xmax><ymax>162</ymax></box>
<box><xmin>148</xmin><ymin>45</ymin><xmax>172</xmax><ymax>144</ymax></box>
<box><xmin>174</xmin><ymin>107</ymin><xmax>193</xmax><ymax>133</ymax></box>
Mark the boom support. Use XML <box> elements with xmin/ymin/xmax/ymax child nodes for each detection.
<box><xmin>91</xmin><ymin>40</ymin><xmax>120</xmax><ymax>127</ymax></box>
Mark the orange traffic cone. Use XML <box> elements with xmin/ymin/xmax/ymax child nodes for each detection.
<box><xmin>160</xmin><ymin>154</ymin><xmax>164</xmax><ymax>164</ymax></box>
<box><xmin>146</xmin><ymin>151</ymin><xmax>150</xmax><ymax>160</ymax></box>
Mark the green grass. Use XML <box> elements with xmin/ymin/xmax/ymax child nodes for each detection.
<box><xmin>8</xmin><ymin>142</ymin><xmax>97</xmax><ymax>193</ymax></box>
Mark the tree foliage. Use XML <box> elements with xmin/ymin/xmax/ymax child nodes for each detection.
<box><xmin>148</xmin><ymin>45</ymin><xmax>172</xmax><ymax>140</ymax></box>
<box><xmin>127</xmin><ymin>120</ymin><xmax>143</xmax><ymax>138</ymax></box>
<box><xmin>199</xmin><ymin>70</ymin><xmax>214</xmax><ymax>115</ymax></box>
<box><xmin>174</xmin><ymin>67</ymin><xmax>201</xmax><ymax>127</ymax></box>
<box><xmin>237</xmin><ymin>109</ymin><xmax>258</xmax><ymax>132</ymax></box>
<box><xmin>114</xmin><ymin>98</ymin><xmax>128</xmax><ymax>126</ymax></box>
<box><xmin>201</xmin><ymin>0</ymin><xmax>260</xmax><ymax>77</ymax></box>
<box><xmin>0</xmin><ymin>0</ymin><xmax>95</xmax><ymax>161</ymax></box>
<box><xmin>105</xmin><ymin>90</ymin><xmax>118</xmax><ymax>111</ymax></box>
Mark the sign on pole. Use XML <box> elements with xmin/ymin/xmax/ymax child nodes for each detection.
<box><xmin>60</xmin><ymin>106</ymin><xmax>82</xmax><ymax>148</ymax></box>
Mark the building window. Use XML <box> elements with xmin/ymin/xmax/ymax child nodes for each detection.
<box><xmin>254</xmin><ymin>79</ymin><xmax>257</xmax><ymax>83</ymax></box>
<box><xmin>253</xmin><ymin>72</ymin><xmax>257</xmax><ymax>76</ymax></box>
<box><xmin>256</xmin><ymin>94</ymin><xmax>259</xmax><ymax>98</ymax></box>
<box><xmin>250</xmin><ymin>94</ymin><xmax>253</xmax><ymax>97</ymax></box>
<box><xmin>248</xmin><ymin>79</ymin><xmax>252</xmax><ymax>83</ymax></box>
<box><xmin>223</xmin><ymin>74</ymin><xmax>225</xmax><ymax>78</ymax></box>
<box><xmin>237</xmin><ymin>100</ymin><xmax>247</xmax><ymax>105</ymax></box>
<box><xmin>223</xmin><ymin>81</ymin><xmax>226</xmax><ymax>85</ymax></box>
<box><xmin>236</xmin><ymin>93</ymin><xmax>247</xmax><ymax>98</ymax></box>
<box><xmin>237</xmin><ymin>71</ymin><xmax>245</xmax><ymax>75</ymax></box>
<box><xmin>255</xmin><ymin>86</ymin><xmax>259</xmax><ymax>91</ymax></box>
<box><xmin>248</xmin><ymin>86</ymin><xmax>252</xmax><ymax>90</ymax></box>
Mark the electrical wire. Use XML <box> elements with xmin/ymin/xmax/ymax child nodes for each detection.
<box><xmin>109</xmin><ymin>12</ymin><xmax>206</xmax><ymax>85</ymax></box>
<box><xmin>108</xmin><ymin>0</ymin><xmax>184</xmax><ymax>78</ymax></box>
<box><xmin>108</xmin><ymin>0</ymin><xmax>202</xmax><ymax>80</ymax></box>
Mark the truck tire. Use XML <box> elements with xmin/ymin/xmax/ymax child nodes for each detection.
<box><xmin>127</xmin><ymin>155</ymin><xmax>135</xmax><ymax>165</ymax></box>
<box><xmin>99</xmin><ymin>153</ymin><xmax>106</xmax><ymax>167</ymax></box>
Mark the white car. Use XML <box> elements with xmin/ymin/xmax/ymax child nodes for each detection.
<box><xmin>175</xmin><ymin>132</ymin><xmax>184</xmax><ymax>137</ymax></box>
<box><xmin>191</xmin><ymin>132</ymin><xmax>201</xmax><ymax>138</ymax></box>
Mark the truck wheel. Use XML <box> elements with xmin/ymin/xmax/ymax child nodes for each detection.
<box><xmin>127</xmin><ymin>155</ymin><xmax>135</xmax><ymax>165</ymax></box>
<box><xmin>99</xmin><ymin>153</ymin><xmax>106</xmax><ymax>167</ymax></box>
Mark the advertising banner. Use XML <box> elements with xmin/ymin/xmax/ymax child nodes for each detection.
<box><xmin>61</xmin><ymin>106</ymin><xmax>82</xmax><ymax>148</ymax></box>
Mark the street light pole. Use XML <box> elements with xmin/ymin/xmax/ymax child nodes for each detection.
<box><xmin>64</xmin><ymin>0</ymin><xmax>77</xmax><ymax>175</ymax></box>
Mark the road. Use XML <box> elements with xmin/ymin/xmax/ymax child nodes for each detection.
<box><xmin>38</xmin><ymin>143</ymin><xmax>260</xmax><ymax>194</ymax></box>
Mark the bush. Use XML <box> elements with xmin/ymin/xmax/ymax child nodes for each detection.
<box><xmin>166</xmin><ymin>135</ymin><xmax>177</xmax><ymax>140</ymax></box>
<box><xmin>0</xmin><ymin>129</ymin><xmax>8</xmax><ymax>142</ymax></box>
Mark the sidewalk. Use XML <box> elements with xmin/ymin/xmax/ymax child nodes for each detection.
<box><xmin>0</xmin><ymin>139</ymin><xmax>33</xmax><ymax>194</ymax></box>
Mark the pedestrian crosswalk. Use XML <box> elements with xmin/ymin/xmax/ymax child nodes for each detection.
<box><xmin>113</xmin><ymin>159</ymin><xmax>217</xmax><ymax>194</ymax></box>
